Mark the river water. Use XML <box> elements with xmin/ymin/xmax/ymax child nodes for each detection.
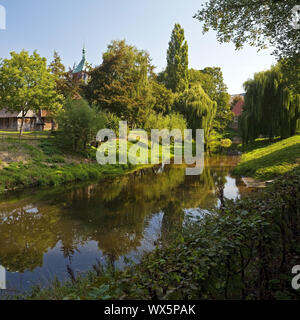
<box><xmin>0</xmin><ymin>155</ymin><xmax>251</xmax><ymax>295</ymax></box>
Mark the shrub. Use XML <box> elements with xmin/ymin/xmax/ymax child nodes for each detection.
<box><xmin>220</xmin><ymin>138</ymin><xmax>232</xmax><ymax>149</ymax></box>
<box><xmin>56</xmin><ymin>99</ymin><xmax>106</xmax><ymax>152</ymax></box>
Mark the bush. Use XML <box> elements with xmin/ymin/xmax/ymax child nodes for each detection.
<box><xmin>220</xmin><ymin>138</ymin><xmax>232</xmax><ymax>149</ymax></box>
<box><xmin>143</xmin><ymin>112</ymin><xmax>187</xmax><ymax>136</ymax></box>
<box><xmin>56</xmin><ymin>99</ymin><xmax>106</xmax><ymax>153</ymax></box>
<box><xmin>103</xmin><ymin>112</ymin><xmax>121</xmax><ymax>135</ymax></box>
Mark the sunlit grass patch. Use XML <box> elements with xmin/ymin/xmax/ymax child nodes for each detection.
<box><xmin>234</xmin><ymin>135</ymin><xmax>300</xmax><ymax>180</ymax></box>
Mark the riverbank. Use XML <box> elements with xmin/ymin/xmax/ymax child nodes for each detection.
<box><xmin>233</xmin><ymin>135</ymin><xmax>300</xmax><ymax>181</ymax></box>
<box><xmin>0</xmin><ymin>136</ymin><xmax>128</xmax><ymax>193</ymax></box>
<box><xmin>20</xmin><ymin>165</ymin><xmax>300</xmax><ymax>300</ymax></box>
<box><xmin>0</xmin><ymin>134</ymin><xmax>172</xmax><ymax>194</ymax></box>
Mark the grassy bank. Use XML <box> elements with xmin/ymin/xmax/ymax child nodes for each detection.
<box><xmin>21</xmin><ymin>166</ymin><xmax>300</xmax><ymax>300</ymax></box>
<box><xmin>233</xmin><ymin>135</ymin><xmax>300</xmax><ymax>180</ymax></box>
<box><xmin>0</xmin><ymin>136</ymin><xmax>130</xmax><ymax>193</ymax></box>
<box><xmin>0</xmin><ymin>134</ymin><xmax>178</xmax><ymax>193</ymax></box>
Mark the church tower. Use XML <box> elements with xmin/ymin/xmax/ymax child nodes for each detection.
<box><xmin>72</xmin><ymin>48</ymin><xmax>88</xmax><ymax>83</ymax></box>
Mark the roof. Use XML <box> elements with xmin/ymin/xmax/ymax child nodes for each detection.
<box><xmin>72</xmin><ymin>48</ymin><xmax>86</xmax><ymax>74</ymax></box>
<box><xmin>232</xmin><ymin>100</ymin><xmax>244</xmax><ymax>117</ymax></box>
<box><xmin>0</xmin><ymin>109</ymin><xmax>37</xmax><ymax>118</ymax></box>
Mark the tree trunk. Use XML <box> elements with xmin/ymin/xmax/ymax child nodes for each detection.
<box><xmin>19</xmin><ymin>110</ymin><xmax>25</xmax><ymax>137</ymax></box>
<box><xmin>51</xmin><ymin>119</ymin><xmax>56</xmax><ymax>132</ymax></box>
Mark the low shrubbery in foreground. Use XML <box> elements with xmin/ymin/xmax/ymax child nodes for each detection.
<box><xmin>25</xmin><ymin>167</ymin><xmax>300</xmax><ymax>300</ymax></box>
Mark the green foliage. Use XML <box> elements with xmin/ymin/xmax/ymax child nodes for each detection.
<box><xmin>150</xmin><ymin>80</ymin><xmax>174</xmax><ymax>115</ymax></box>
<box><xmin>82</xmin><ymin>40</ymin><xmax>155</xmax><ymax>128</ymax></box>
<box><xmin>234</xmin><ymin>135</ymin><xmax>300</xmax><ymax>180</ymax></box>
<box><xmin>143</xmin><ymin>112</ymin><xmax>187</xmax><ymax>135</ymax></box>
<box><xmin>0</xmin><ymin>50</ymin><xmax>64</xmax><ymax>134</ymax></box>
<box><xmin>194</xmin><ymin>0</ymin><xmax>300</xmax><ymax>61</ymax></box>
<box><xmin>220</xmin><ymin>138</ymin><xmax>232</xmax><ymax>149</ymax></box>
<box><xmin>56</xmin><ymin>99</ymin><xmax>106</xmax><ymax>153</ymax></box>
<box><xmin>164</xmin><ymin>24</ymin><xmax>189</xmax><ymax>93</ymax></box>
<box><xmin>174</xmin><ymin>85</ymin><xmax>217</xmax><ymax>144</ymax></box>
<box><xmin>49</xmin><ymin>51</ymin><xmax>81</xmax><ymax>99</ymax></box>
<box><xmin>240</xmin><ymin>64</ymin><xmax>300</xmax><ymax>143</ymax></box>
<box><xmin>103</xmin><ymin>112</ymin><xmax>121</xmax><ymax>135</ymax></box>
<box><xmin>189</xmin><ymin>67</ymin><xmax>233</xmax><ymax>131</ymax></box>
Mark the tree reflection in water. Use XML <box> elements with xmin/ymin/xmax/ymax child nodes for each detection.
<box><xmin>0</xmin><ymin>155</ymin><xmax>247</xmax><ymax>288</ymax></box>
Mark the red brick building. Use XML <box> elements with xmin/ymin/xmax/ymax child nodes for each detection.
<box><xmin>231</xmin><ymin>100</ymin><xmax>244</xmax><ymax>130</ymax></box>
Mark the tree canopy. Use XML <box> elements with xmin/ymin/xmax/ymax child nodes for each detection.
<box><xmin>189</xmin><ymin>67</ymin><xmax>233</xmax><ymax>131</ymax></box>
<box><xmin>0</xmin><ymin>50</ymin><xmax>63</xmax><ymax>134</ymax></box>
<box><xmin>194</xmin><ymin>0</ymin><xmax>300</xmax><ymax>60</ymax></box>
<box><xmin>174</xmin><ymin>85</ymin><xmax>217</xmax><ymax>144</ymax></box>
<box><xmin>49</xmin><ymin>51</ymin><xmax>83</xmax><ymax>99</ymax></box>
<box><xmin>164</xmin><ymin>24</ymin><xmax>189</xmax><ymax>93</ymax></box>
<box><xmin>82</xmin><ymin>40</ymin><xmax>155</xmax><ymax>128</ymax></box>
<box><xmin>240</xmin><ymin>63</ymin><xmax>300</xmax><ymax>143</ymax></box>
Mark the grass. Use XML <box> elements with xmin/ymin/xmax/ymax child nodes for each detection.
<box><xmin>233</xmin><ymin>135</ymin><xmax>300</xmax><ymax>180</ymax></box>
<box><xmin>0</xmin><ymin>135</ymin><xmax>176</xmax><ymax>193</ymax></box>
<box><xmin>0</xmin><ymin>131</ymin><xmax>50</xmax><ymax>140</ymax></box>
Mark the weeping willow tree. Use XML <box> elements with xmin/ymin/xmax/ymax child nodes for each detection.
<box><xmin>174</xmin><ymin>85</ymin><xmax>217</xmax><ymax>145</ymax></box>
<box><xmin>240</xmin><ymin>64</ymin><xmax>300</xmax><ymax>144</ymax></box>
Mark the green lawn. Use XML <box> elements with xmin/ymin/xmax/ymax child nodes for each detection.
<box><xmin>233</xmin><ymin>135</ymin><xmax>300</xmax><ymax>180</ymax></box>
<box><xmin>0</xmin><ymin>130</ymin><xmax>51</xmax><ymax>140</ymax></box>
<box><xmin>0</xmin><ymin>135</ymin><xmax>176</xmax><ymax>193</ymax></box>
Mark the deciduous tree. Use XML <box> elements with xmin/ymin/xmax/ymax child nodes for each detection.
<box><xmin>83</xmin><ymin>40</ymin><xmax>155</xmax><ymax>128</ymax></box>
<box><xmin>0</xmin><ymin>50</ymin><xmax>63</xmax><ymax>135</ymax></box>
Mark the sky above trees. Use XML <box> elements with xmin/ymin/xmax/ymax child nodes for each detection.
<box><xmin>0</xmin><ymin>0</ymin><xmax>276</xmax><ymax>93</ymax></box>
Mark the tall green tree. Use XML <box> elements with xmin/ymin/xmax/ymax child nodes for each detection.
<box><xmin>165</xmin><ymin>24</ymin><xmax>189</xmax><ymax>93</ymax></box>
<box><xmin>240</xmin><ymin>63</ymin><xmax>300</xmax><ymax>143</ymax></box>
<box><xmin>194</xmin><ymin>1</ymin><xmax>300</xmax><ymax>95</ymax></box>
<box><xmin>174</xmin><ymin>85</ymin><xmax>217</xmax><ymax>144</ymax></box>
<box><xmin>0</xmin><ymin>50</ymin><xmax>63</xmax><ymax>135</ymax></box>
<box><xmin>194</xmin><ymin>0</ymin><xmax>299</xmax><ymax>60</ymax></box>
<box><xmin>189</xmin><ymin>67</ymin><xmax>233</xmax><ymax>131</ymax></box>
<box><xmin>83</xmin><ymin>40</ymin><xmax>155</xmax><ymax>128</ymax></box>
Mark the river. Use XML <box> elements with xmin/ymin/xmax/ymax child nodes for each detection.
<box><xmin>0</xmin><ymin>155</ymin><xmax>252</xmax><ymax>295</ymax></box>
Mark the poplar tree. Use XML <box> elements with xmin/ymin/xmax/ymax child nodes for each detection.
<box><xmin>165</xmin><ymin>24</ymin><xmax>189</xmax><ymax>93</ymax></box>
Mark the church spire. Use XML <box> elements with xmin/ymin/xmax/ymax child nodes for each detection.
<box><xmin>72</xmin><ymin>46</ymin><xmax>86</xmax><ymax>74</ymax></box>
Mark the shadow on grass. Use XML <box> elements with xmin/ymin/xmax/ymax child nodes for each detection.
<box><xmin>233</xmin><ymin>143</ymin><xmax>300</xmax><ymax>180</ymax></box>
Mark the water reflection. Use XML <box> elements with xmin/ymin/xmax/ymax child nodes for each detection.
<box><xmin>0</xmin><ymin>155</ymin><xmax>249</xmax><ymax>293</ymax></box>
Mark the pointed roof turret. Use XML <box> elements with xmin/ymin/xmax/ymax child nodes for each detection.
<box><xmin>72</xmin><ymin>47</ymin><xmax>86</xmax><ymax>74</ymax></box>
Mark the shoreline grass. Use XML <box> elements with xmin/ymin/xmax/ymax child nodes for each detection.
<box><xmin>0</xmin><ymin>135</ymin><xmax>176</xmax><ymax>194</ymax></box>
<box><xmin>233</xmin><ymin>135</ymin><xmax>300</xmax><ymax>181</ymax></box>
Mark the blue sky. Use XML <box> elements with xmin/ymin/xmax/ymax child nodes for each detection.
<box><xmin>0</xmin><ymin>0</ymin><xmax>276</xmax><ymax>93</ymax></box>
